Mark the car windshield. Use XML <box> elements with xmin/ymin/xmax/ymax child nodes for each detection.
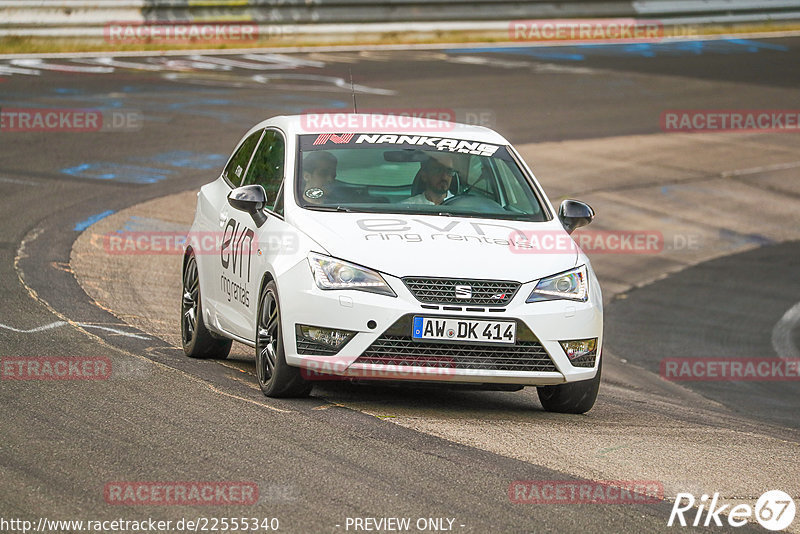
<box><xmin>295</xmin><ymin>134</ymin><xmax>548</xmax><ymax>221</ymax></box>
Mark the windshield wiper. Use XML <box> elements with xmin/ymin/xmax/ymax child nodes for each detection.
<box><xmin>305</xmin><ymin>205</ymin><xmax>353</xmax><ymax>212</ymax></box>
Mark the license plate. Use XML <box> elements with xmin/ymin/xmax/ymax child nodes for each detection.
<box><xmin>412</xmin><ymin>317</ymin><xmax>516</xmax><ymax>344</ymax></box>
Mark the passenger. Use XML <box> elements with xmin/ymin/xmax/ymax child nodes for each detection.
<box><xmin>302</xmin><ymin>151</ymin><xmax>339</xmax><ymax>204</ymax></box>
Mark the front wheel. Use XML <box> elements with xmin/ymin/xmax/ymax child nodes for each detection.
<box><xmin>537</xmin><ymin>357</ymin><xmax>601</xmax><ymax>414</ymax></box>
<box><xmin>181</xmin><ymin>252</ymin><xmax>232</xmax><ymax>359</ymax></box>
<box><xmin>255</xmin><ymin>281</ymin><xmax>311</xmax><ymax>398</ymax></box>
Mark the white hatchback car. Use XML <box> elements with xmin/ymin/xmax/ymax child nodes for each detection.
<box><xmin>181</xmin><ymin>114</ymin><xmax>603</xmax><ymax>413</ymax></box>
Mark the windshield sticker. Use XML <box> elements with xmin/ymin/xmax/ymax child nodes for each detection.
<box><xmin>303</xmin><ymin>133</ymin><xmax>501</xmax><ymax>157</ymax></box>
<box><xmin>304</xmin><ymin>187</ymin><xmax>324</xmax><ymax>200</ymax></box>
<box><xmin>313</xmin><ymin>133</ymin><xmax>354</xmax><ymax>145</ymax></box>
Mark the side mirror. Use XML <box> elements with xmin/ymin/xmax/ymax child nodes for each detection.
<box><xmin>558</xmin><ymin>199</ymin><xmax>594</xmax><ymax>234</ymax></box>
<box><xmin>228</xmin><ymin>185</ymin><xmax>268</xmax><ymax>227</ymax></box>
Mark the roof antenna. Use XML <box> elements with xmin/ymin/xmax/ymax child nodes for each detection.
<box><xmin>349</xmin><ymin>67</ymin><xmax>358</xmax><ymax>114</ymax></box>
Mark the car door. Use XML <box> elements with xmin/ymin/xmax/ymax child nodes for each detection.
<box><xmin>218</xmin><ymin>128</ymin><xmax>287</xmax><ymax>339</ymax></box>
<box><xmin>197</xmin><ymin>128</ymin><xmax>263</xmax><ymax>330</ymax></box>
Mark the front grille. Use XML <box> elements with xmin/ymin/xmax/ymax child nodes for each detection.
<box><xmin>569</xmin><ymin>353</ymin><xmax>597</xmax><ymax>368</ymax></box>
<box><xmin>403</xmin><ymin>277</ymin><xmax>520</xmax><ymax>307</ymax></box>
<box><xmin>296</xmin><ymin>338</ymin><xmax>340</xmax><ymax>356</ymax></box>
<box><xmin>357</xmin><ymin>338</ymin><xmax>557</xmax><ymax>373</ymax></box>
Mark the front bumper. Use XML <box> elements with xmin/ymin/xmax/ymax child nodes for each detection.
<box><xmin>278</xmin><ymin>260</ymin><xmax>603</xmax><ymax>386</ymax></box>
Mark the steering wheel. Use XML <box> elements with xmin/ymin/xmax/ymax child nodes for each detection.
<box><xmin>441</xmin><ymin>193</ymin><xmax>504</xmax><ymax>211</ymax></box>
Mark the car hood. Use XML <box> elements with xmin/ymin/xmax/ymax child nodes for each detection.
<box><xmin>289</xmin><ymin>211</ymin><xmax>579</xmax><ymax>282</ymax></box>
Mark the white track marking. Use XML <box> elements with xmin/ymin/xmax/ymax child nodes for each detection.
<box><xmin>722</xmin><ymin>160</ymin><xmax>800</xmax><ymax>178</ymax></box>
<box><xmin>0</xmin><ymin>321</ymin><xmax>66</xmax><ymax>333</ymax></box>
<box><xmin>78</xmin><ymin>323</ymin><xmax>151</xmax><ymax>340</ymax></box>
<box><xmin>0</xmin><ymin>64</ymin><xmax>41</xmax><ymax>75</ymax></box>
<box><xmin>187</xmin><ymin>54</ymin><xmax>307</xmax><ymax>70</ymax></box>
<box><xmin>772</xmin><ymin>301</ymin><xmax>800</xmax><ymax>360</ymax></box>
<box><xmin>147</xmin><ymin>57</ymin><xmax>231</xmax><ymax>71</ymax></box>
<box><xmin>446</xmin><ymin>55</ymin><xmax>530</xmax><ymax>68</ymax></box>
<box><xmin>0</xmin><ymin>320</ymin><xmax>150</xmax><ymax>339</ymax></box>
<box><xmin>9</xmin><ymin>58</ymin><xmax>114</xmax><ymax>73</ymax></box>
<box><xmin>241</xmin><ymin>53</ymin><xmax>325</xmax><ymax>68</ymax></box>
<box><xmin>0</xmin><ymin>177</ymin><xmax>40</xmax><ymax>186</ymax></box>
<box><xmin>251</xmin><ymin>73</ymin><xmax>396</xmax><ymax>95</ymax></box>
<box><xmin>159</xmin><ymin>72</ymin><xmax>248</xmax><ymax>87</ymax></box>
<box><xmin>73</xmin><ymin>57</ymin><xmax>165</xmax><ymax>71</ymax></box>
<box><xmin>446</xmin><ymin>54</ymin><xmax>598</xmax><ymax>73</ymax></box>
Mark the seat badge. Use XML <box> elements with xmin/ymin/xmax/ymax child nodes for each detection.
<box><xmin>455</xmin><ymin>285</ymin><xmax>472</xmax><ymax>299</ymax></box>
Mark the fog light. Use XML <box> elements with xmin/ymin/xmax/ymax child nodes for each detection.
<box><xmin>297</xmin><ymin>324</ymin><xmax>354</xmax><ymax>349</ymax></box>
<box><xmin>560</xmin><ymin>338</ymin><xmax>597</xmax><ymax>360</ymax></box>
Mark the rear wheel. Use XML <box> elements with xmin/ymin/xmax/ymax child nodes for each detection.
<box><xmin>255</xmin><ymin>281</ymin><xmax>311</xmax><ymax>398</ymax></box>
<box><xmin>537</xmin><ymin>357</ymin><xmax>601</xmax><ymax>414</ymax></box>
<box><xmin>181</xmin><ymin>252</ymin><xmax>232</xmax><ymax>359</ymax></box>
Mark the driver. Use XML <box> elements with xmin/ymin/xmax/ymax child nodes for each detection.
<box><xmin>401</xmin><ymin>152</ymin><xmax>456</xmax><ymax>205</ymax></box>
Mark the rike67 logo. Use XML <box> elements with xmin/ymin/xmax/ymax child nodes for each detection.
<box><xmin>668</xmin><ymin>490</ymin><xmax>795</xmax><ymax>531</ymax></box>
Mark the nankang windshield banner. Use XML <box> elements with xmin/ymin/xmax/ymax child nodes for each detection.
<box><xmin>298</xmin><ymin>133</ymin><xmax>510</xmax><ymax>159</ymax></box>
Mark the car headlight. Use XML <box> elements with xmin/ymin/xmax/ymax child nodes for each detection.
<box><xmin>527</xmin><ymin>265</ymin><xmax>588</xmax><ymax>303</ymax></box>
<box><xmin>308</xmin><ymin>253</ymin><xmax>396</xmax><ymax>297</ymax></box>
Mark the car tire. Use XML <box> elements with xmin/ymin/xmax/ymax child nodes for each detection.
<box><xmin>537</xmin><ymin>356</ymin><xmax>601</xmax><ymax>414</ymax></box>
<box><xmin>255</xmin><ymin>280</ymin><xmax>312</xmax><ymax>398</ymax></box>
<box><xmin>181</xmin><ymin>252</ymin><xmax>232</xmax><ymax>359</ymax></box>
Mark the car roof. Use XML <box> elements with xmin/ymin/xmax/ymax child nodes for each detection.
<box><xmin>249</xmin><ymin>114</ymin><xmax>511</xmax><ymax>145</ymax></box>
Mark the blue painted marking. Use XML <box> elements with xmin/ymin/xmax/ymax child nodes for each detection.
<box><xmin>145</xmin><ymin>151</ymin><xmax>226</xmax><ymax>170</ymax></box>
<box><xmin>5</xmin><ymin>89</ymin><xmax>352</xmax><ymax>125</ymax></box>
<box><xmin>719</xmin><ymin>228</ymin><xmax>773</xmax><ymax>246</ymax></box>
<box><xmin>446</xmin><ymin>39</ymin><xmax>789</xmax><ymax>61</ymax></box>
<box><xmin>412</xmin><ymin>316</ymin><xmax>423</xmax><ymax>338</ymax></box>
<box><xmin>61</xmin><ymin>163</ymin><xmax>173</xmax><ymax>184</ymax></box>
<box><xmin>74</xmin><ymin>210</ymin><xmax>115</xmax><ymax>231</ymax></box>
<box><xmin>112</xmin><ymin>215</ymin><xmax>191</xmax><ymax>235</ymax></box>
<box><xmin>621</xmin><ymin>43</ymin><xmax>657</xmax><ymax>57</ymax></box>
<box><xmin>167</xmin><ymin>98</ymin><xmax>233</xmax><ymax>110</ymax></box>
<box><xmin>53</xmin><ymin>88</ymin><xmax>83</xmax><ymax>95</ymax></box>
<box><xmin>164</xmin><ymin>99</ymin><xmax>238</xmax><ymax>122</ymax></box>
<box><xmin>725</xmin><ymin>38</ymin><xmax>789</xmax><ymax>51</ymax></box>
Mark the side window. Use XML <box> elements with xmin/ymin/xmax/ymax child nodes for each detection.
<box><xmin>223</xmin><ymin>130</ymin><xmax>263</xmax><ymax>185</ymax></box>
<box><xmin>242</xmin><ymin>130</ymin><xmax>285</xmax><ymax>210</ymax></box>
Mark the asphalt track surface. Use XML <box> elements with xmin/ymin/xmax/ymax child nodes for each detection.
<box><xmin>1</xmin><ymin>37</ymin><xmax>799</xmax><ymax>533</ymax></box>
